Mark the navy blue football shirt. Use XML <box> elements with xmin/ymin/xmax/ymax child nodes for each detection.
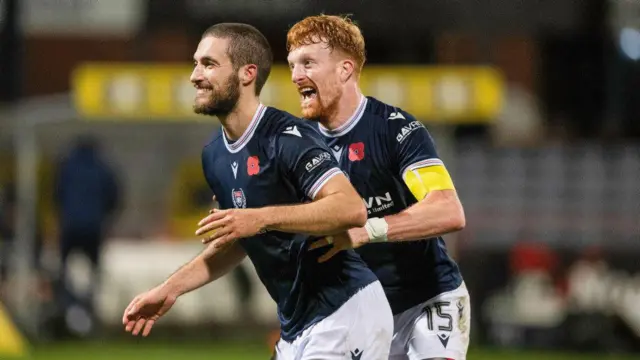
<box><xmin>201</xmin><ymin>104</ymin><xmax>378</xmax><ymax>341</ymax></box>
<box><xmin>317</xmin><ymin>96</ymin><xmax>464</xmax><ymax>315</ymax></box>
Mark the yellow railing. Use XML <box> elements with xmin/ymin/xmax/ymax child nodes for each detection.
<box><xmin>72</xmin><ymin>63</ymin><xmax>504</xmax><ymax>123</ymax></box>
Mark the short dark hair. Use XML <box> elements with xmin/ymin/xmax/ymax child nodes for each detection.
<box><xmin>202</xmin><ymin>23</ymin><xmax>273</xmax><ymax>96</ymax></box>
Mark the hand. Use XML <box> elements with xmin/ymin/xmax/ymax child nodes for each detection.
<box><xmin>195</xmin><ymin>207</ymin><xmax>266</xmax><ymax>248</ymax></box>
<box><xmin>122</xmin><ymin>285</ymin><xmax>178</xmax><ymax>337</ymax></box>
<box><xmin>308</xmin><ymin>227</ymin><xmax>370</xmax><ymax>262</ymax></box>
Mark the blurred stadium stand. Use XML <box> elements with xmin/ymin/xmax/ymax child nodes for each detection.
<box><xmin>0</xmin><ymin>0</ymin><xmax>639</xmax><ymax>358</ymax></box>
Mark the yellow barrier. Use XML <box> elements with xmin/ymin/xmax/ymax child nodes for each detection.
<box><xmin>168</xmin><ymin>160</ymin><xmax>213</xmax><ymax>239</ymax></box>
<box><xmin>0</xmin><ymin>302</ymin><xmax>27</xmax><ymax>357</ymax></box>
<box><xmin>72</xmin><ymin>63</ymin><xmax>504</xmax><ymax>123</ymax></box>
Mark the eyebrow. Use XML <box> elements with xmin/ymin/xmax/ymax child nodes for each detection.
<box><xmin>194</xmin><ymin>56</ymin><xmax>219</xmax><ymax>65</ymax></box>
<box><xmin>288</xmin><ymin>53</ymin><xmax>310</xmax><ymax>62</ymax></box>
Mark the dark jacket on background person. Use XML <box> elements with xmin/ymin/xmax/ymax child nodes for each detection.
<box><xmin>54</xmin><ymin>140</ymin><xmax>119</xmax><ymax>236</ymax></box>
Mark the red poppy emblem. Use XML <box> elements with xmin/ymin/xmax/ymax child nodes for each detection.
<box><xmin>348</xmin><ymin>142</ymin><xmax>365</xmax><ymax>162</ymax></box>
<box><xmin>247</xmin><ymin>156</ymin><xmax>260</xmax><ymax>176</ymax></box>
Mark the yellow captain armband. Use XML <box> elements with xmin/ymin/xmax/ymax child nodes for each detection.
<box><xmin>402</xmin><ymin>164</ymin><xmax>455</xmax><ymax>201</ymax></box>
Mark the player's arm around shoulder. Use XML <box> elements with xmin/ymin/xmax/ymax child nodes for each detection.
<box><xmin>196</xmin><ymin>120</ymin><xmax>367</xmax><ymax>248</ymax></box>
<box><xmin>254</xmin><ymin>120</ymin><xmax>367</xmax><ymax>234</ymax></box>
<box><xmin>309</xmin><ymin>111</ymin><xmax>465</xmax><ymax>260</ymax></box>
<box><xmin>305</xmin><ymin>166</ymin><xmax>368</xmax><ymax>226</ymax></box>
<box><xmin>378</xmin><ymin>109</ymin><xmax>465</xmax><ymax>242</ymax></box>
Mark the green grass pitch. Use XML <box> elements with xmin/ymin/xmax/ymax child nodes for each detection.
<box><xmin>4</xmin><ymin>341</ymin><xmax>637</xmax><ymax>360</ymax></box>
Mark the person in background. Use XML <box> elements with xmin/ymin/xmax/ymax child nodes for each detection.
<box><xmin>0</xmin><ymin>183</ymin><xmax>15</xmax><ymax>290</ymax></box>
<box><xmin>54</xmin><ymin>136</ymin><xmax>120</xmax><ymax>316</ymax></box>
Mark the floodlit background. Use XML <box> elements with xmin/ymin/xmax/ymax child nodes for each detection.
<box><xmin>0</xmin><ymin>0</ymin><xmax>639</xmax><ymax>359</ymax></box>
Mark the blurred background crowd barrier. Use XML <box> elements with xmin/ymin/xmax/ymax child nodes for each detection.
<box><xmin>0</xmin><ymin>0</ymin><xmax>639</xmax><ymax>358</ymax></box>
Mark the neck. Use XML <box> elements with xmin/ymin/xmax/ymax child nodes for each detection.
<box><xmin>321</xmin><ymin>83</ymin><xmax>363</xmax><ymax>130</ymax></box>
<box><xmin>219</xmin><ymin>94</ymin><xmax>261</xmax><ymax>140</ymax></box>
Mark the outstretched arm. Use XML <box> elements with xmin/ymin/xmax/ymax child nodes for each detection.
<box><xmin>122</xmin><ymin>242</ymin><xmax>246</xmax><ymax>336</ymax></box>
<box><xmin>161</xmin><ymin>241</ymin><xmax>247</xmax><ymax>297</ymax></box>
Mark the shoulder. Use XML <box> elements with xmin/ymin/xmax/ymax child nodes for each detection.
<box><xmin>202</xmin><ymin>128</ymin><xmax>223</xmax><ymax>147</ymax></box>
<box><xmin>364</xmin><ymin>96</ymin><xmax>422</xmax><ymax>137</ymax></box>
<box><xmin>366</xmin><ymin>96</ymin><xmax>418</xmax><ymax>123</ymax></box>
<box><xmin>260</xmin><ymin>107</ymin><xmax>323</xmax><ymax>142</ymax></box>
<box><xmin>202</xmin><ymin>128</ymin><xmax>223</xmax><ymax>157</ymax></box>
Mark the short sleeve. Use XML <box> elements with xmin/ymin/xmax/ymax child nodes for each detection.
<box><xmin>277</xmin><ymin>123</ymin><xmax>343</xmax><ymax>199</ymax></box>
<box><xmin>391</xmin><ymin>111</ymin><xmax>445</xmax><ymax>180</ymax></box>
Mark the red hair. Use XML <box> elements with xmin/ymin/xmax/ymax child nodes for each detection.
<box><xmin>287</xmin><ymin>15</ymin><xmax>366</xmax><ymax>74</ymax></box>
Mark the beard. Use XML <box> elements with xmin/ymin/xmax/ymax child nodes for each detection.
<box><xmin>193</xmin><ymin>73</ymin><xmax>240</xmax><ymax>117</ymax></box>
<box><xmin>302</xmin><ymin>87</ymin><xmax>341</xmax><ymax>122</ymax></box>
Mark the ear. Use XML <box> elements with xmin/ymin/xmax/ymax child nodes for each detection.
<box><xmin>339</xmin><ymin>59</ymin><xmax>355</xmax><ymax>83</ymax></box>
<box><xmin>239</xmin><ymin>64</ymin><xmax>258</xmax><ymax>87</ymax></box>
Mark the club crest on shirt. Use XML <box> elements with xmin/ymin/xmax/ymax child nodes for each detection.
<box><xmin>231</xmin><ymin>188</ymin><xmax>246</xmax><ymax>208</ymax></box>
